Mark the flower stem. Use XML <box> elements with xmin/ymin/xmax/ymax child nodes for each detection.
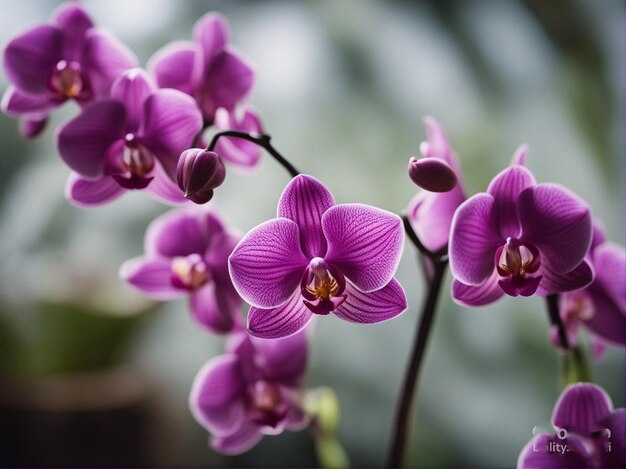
<box><xmin>385</xmin><ymin>256</ymin><xmax>448</xmax><ymax>468</ymax></box>
<box><xmin>545</xmin><ymin>294</ymin><xmax>569</xmax><ymax>350</ymax></box>
<box><xmin>206</xmin><ymin>130</ymin><xmax>300</xmax><ymax>177</ymax></box>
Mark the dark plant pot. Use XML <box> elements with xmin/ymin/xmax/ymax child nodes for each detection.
<box><xmin>0</xmin><ymin>365</ymin><xmax>177</xmax><ymax>467</ymax></box>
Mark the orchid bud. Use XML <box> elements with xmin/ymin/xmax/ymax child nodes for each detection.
<box><xmin>177</xmin><ymin>149</ymin><xmax>226</xmax><ymax>204</ymax></box>
<box><xmin>407</xmin><ymin>156</ymin><xmax>457</xmax><ymax>192</ymax></box>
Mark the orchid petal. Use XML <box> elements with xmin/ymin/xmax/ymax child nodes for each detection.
<box><xmin>119</xmin><ymin>257</ymin><xmax>184</xmax><ymax>300</ymax></box>
<box><xmin>247</xmin><ymin>291</ymin><xmax>313</xmax><ymax>339</ymax></box>
<box><xmin>65</xmin><ymin>173</ymin><xmax>124</xmax><ymax>207</ymax></box>
<box><xmin>536</xmin><ymin>260</ymin><xmax>593</xmax><ymax>296</ymax></box>
<box><xmin>585</xmin><ymin>282</ymin><xmax>626</xmax><ymax>345</ymax></box>
<box><xmin>510</xmin><ymin>144</ymin><xmax>529</xmax><ymax>166</ymax></box>
<box><xmin>52</xmin><ymin>3</ymin><xmax>93</xmax><ymax>60</ymax></box>
<box><xmin>597</xmin><ymin>409</ymin><xmax>626</xmax><ymax>467</ymax></box>
<box><xmin>141</xmin><ymin>89</ymin><xmax>202</xmax><ymax>179</ymax></box>
<box><xmin>148</xmin><ymin>41</ymin><xmax>196</xmax><ymax>95</ymax></box>
<box><xmin>593</xmin><ymin>242</ymin><xmax>626</xmax><ymax>311</ymax></box>
<box><xmin>552</xmin><ymin>382</ymin><xmax>613</xmax><ymax>435</ymax></box>
<box><xmin>210</xmin><ymin>421</ymin><xmax>263</xmax><ymax>456</ymax></box>
<box><xmin>252</xmin><ymin>329</ymin><xmax>308</xmax><ymax>386</ymax></box>
<box><xmin>451</xmin><ymin>271</ymin><xmax>504</xmax><ymax>307</ymax></box>
<box><xmin>145</xmin><ymin>161</ymin><xmax>188</xmax><ymax>205</ymax></box>
<box><xmin>229</xmin><ymin>218</ymin><xmax>309</xmax><ymax>308</ymax></box>
<box><xmin>1</xmin><ymin>86</ymin><xmax>56</xmax><ymax>116</ymax></box>
<box><xmin>214</xmin><ymin>107</ymin><xmax>263</xmax><ymax>168</ymax></box>
<box><xmin>334</xmin><ymin>278</ymin><xmax>407</xmax><ymax>324</ymax></box>
<box><xmin>323</xmin><ymin>204</ymin><xmax>403</xmax><ymax>293</ymax></box>
<box><xmin>278</xmin><ymin>175</ymin><xmax>335</xmax><ymax>259</ymax></box>
<box><xmin>487</xmin><ymin>165</ymin><xmax>536</xmax><ymax>238</ymax></box>
<box><xmin>145</xmin><ymin>210</ymin><xmax>223</xmax><ymax>258</ymax></box>
<box><xmin>19</xmin><ymin>115</ymin><xmax>48</xmax><ymax>139</ymax></box>
<box><xmin>449</xmin><ymin>193</ymin><xmax>502</xmax><ymax>286</ymax></box>
<box><xmin>518</xmin><ymin>184</ymin><xmax>592</xmax><ymax>273</ymax></box>
<box><xmin>190</xmin><ymin>355</ymin><xmax>247</xmax><ymax>437</ymax></box>
<box><xmin>190</xmin><ymin>282</ymin><xmax>237</xmax><ymax>334</ymax></box>
<box><xmin>4</xmin><ymin>25</ymin><xmax>62</xmax><ymax>95</ymax></box>
<box><xmin>193</xmin><ymin>12</ymin><xmax>229</xmax><ymax>79</ymax></box>
<box><xmin>110</xmin><ymin>68</ymin><xmax>155</xmax><ymax>132</ymax></box>
<box><xmin>57</xmin><ymin>99</ymin><xmax>126</xmax><ymax>178</ymax></box>
<box><xmin>420</xmin><ymin>116</ymin><xmax>454</xmax><ymax>165</ymax></box>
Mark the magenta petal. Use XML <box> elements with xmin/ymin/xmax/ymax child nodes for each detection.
<box><xmin>52</xmin><ymin>3</ymin><xmax>93</xmax><ymax>60</ymax></box>
<box><xmin>334</xmin><ymin>278</ymin><xmax>407</xmax><ymax>324</ymax></box>
<box><xmin>1</xmin><ymin>86</ymin><xmax>56</xmax><ymax>116</ymax></box>
<box><xmin>536</xmin><ymin>259</ymin><xmax>593</xmax><ymax>296</ymax></box>
<box><xmin>552</xmin><ymin>382</ymin><xmax>613</xmax><ymax>435</ymax></box>
<box><xmin>510</xmin><ymin>144</ymin><xmax>529</xmax><ymax>166</ymax></box>
<box><xmin>487</xmin><ymin>165</ymin><xmax>536</xmax><ymax>238</ymax></box>
<box><xmin>19</xmin><ymin>115</ymin><xmax>48</xmax><ymax>139</ymax></box>
<box><xmin>57</xmin><ymin>99</ymin><xmax>126</xmax><ymax>178</ymax></box>
<box><xmin>278</xmin><ymin>175</ymin><xmax>335</xmax><ymax>259</ymax></box>
<box><xmin>110</xmin><ymin>68</ymin><xmax>155</xmax><ymax>131</ymax></box>
<box><xmin>229</xmin><ymin>218</ymin><xmax>308</xmax><ymax>308</ymax></box>
<box><xmin>451</xmin><ymin>272</ymin><xmax>504</xmax><ymax>307</ymax></box>
<box><xmin>420</xmin><ymin>116</ymin><xmax>455</xmax><ymax>166</ymax></box>
<box><xmin>193</xmin><ymin>13</ymin><xmax>229</xmax><ymax>77</ymax></box>
<box><xmin>65</xmin><ymin>173</ymin><xmax>124</xmax><ymax>207</ymax></box>
<box><xmin>593</xmin><ymin>242</ymin><xmax>626</xmax><ymax>311</ymax></box>
<box><xmin>210</xmin><ymin>421</ymin><xmax>263</xmax><ymax>456</ymax></box>
<box><xmin>449</xmin><ymin>193</ymin><xmax>502</xmax><ymax>286</ymax></box>
<box><xmin>252</xmin><ymin>329</ymin><xmax>308</xmax><ymax>387</ymax></box>
<box><xmin>323</xmin><ymin>204</ymin><xmax>404</xmax><ymax>293</ymax></box>
<box><xmin>141</xmin><ymin>89</ymin><xmax>202</xmax><ymax>179</ymax></box>
<box><xmin>83</xmin><ymin>29</ymin><xmax>139</xmax><ymax>98</ymax></box>
<box><xmin>517</xmin><ymin>433</ymin><xmax>594</xmax><ymax>468</ymax></box>
<box><xmin>148</xmin><ymin>42</ymin><xmax>196</xmax><ymax>95</ymax></box>
<box><xmin>584</xmin><ymin>282</ymin><xmax>626</xmax><ymax>345</ymax></box>
<box><xmin>189</xmin><ymin>283</ymin><xmax>236</xmax><ymax>334</ymax></box>
<box><xmin>247</xmin><ymin>291</ymin><xmax>313</xmax><ymax>339</ymax></box>
<box><xmin>119</xmin><ymin>257</ymin><xmax>184</xmax><ymax>300</ymax></box>
<box><xmin>518</xmin><ymin>184</ymin><xmax>592</xmax><ymax>273</ymax></box>
<box><xmin>214</xmin><ymin>107</ymin><xmax>263</xmax><ymax>168</ymax></box>
<box><xmin>4</xmin><ymin>25</ymin><xmax>62</xmax><ymax>95</ymax></box>
<box><xmin>200</xmin><ymin>49</ymin><xmax>254</xmax><ymax>115</ymax></box>
<box><xmin>190</xmin><ymin>355</ymin><xmax>246</xmax><ymax>437</ymax></box>
<box><xmin>145</xmin><ymin>210</ymin><xmax>223</xmax><ymax>258</ymax></box>
<box><xmin>145</xmin><ymin>161</ymin><xmax>187</xmax><ymax>205</ymax></box>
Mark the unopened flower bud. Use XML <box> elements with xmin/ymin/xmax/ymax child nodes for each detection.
<box><xmin>407</xmin><ymin>156</ymin><xmax>457</xmax><ymax>192</ymax></box>
<box><xmin>177</xmin><ymin>149</ymin><xmax>226</xmax><ymax>204</ymax></box>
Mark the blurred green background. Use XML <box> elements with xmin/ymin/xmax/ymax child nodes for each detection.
<box><xmin>0</xmin><ymin>0</ymin><xmax>623</xmax><ymax>467</ymax></box>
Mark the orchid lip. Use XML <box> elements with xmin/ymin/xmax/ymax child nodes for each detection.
<box><xmin>300</xmin><ymin>257</ymin><xmax>347</xmax><ymax>315</ymax></box>
<box><xmin>495</xmin><ymin>237</ymin><xmax>542</xmax><ymax>297</ymax></box>
<box><xmin>49</xmin><ymin>60</ymin><xmax>84</xmax><ymax>99</ymax></box>
<box><xmin>247</xmin><ymin>380</ymin><xmax>288</xmax><ymax>429</ymax></box>
<box><xmin>170</xmin><ymin>254</ymin><xmax>211</xmax><ymax>291</ymax></box>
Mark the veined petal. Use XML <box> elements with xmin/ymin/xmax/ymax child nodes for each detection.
<box><xmin>323</xmin><ymin>204</ymin><xmax>404</xmax><ymax>293</ymax></box>
<box><xmin>517</xmin><ymin>433</ymin><xmax>594</xmax><ymax>468</ymax></box>
<box><xmin>247</xmin><ymin>291</ymin><xmax>313</xmax><ymax>339</ymax></box>
<box><xmin>193</xmin><ymin>12</ymin><xmax>229</xmax><ymax>81</ymax></box>
<box><xmin>214</xmin><ymin>107</ymin><xmax>263</xmax><ymax>168</ymax></box>
<box><xmin>83</xmin><ymin>28</ymin><xmax>139</xmax><ymax>98</ymax></box>
<box><xmin>65</xmin><ymin>173</ymin><xmax>124</xmax><ymax>207</ymax></box>
<box><xmin>487</xmin><ymin>165</ymin><xmax>536</xmax><ymax>238</ymax></box>
<box><xmin>57</xmin><ymin>99</ymin><xmax>127</xmax><ymax>178</ymax></box>
<box><xmin>145</xmin><ymin>161</ymin><xmax>188</xmax><ymax>205</ymax></box>
<box><xmin>141</xmin><ymin>89</ymin><xmax>202</xmax><ymax>179</ymax></box>
<box><xmin>449</xmin><ymin>193</ymin><xmax>502</xmax><ymax>286</ymax></box>
<box><xmin>52</xmin><ymin>2</ymin><xmax>93</xmax><ymax>60</ymax></box>
<box><xmin>110</xmin><ymin>68</ymin><xmax>155</xmax><ymax>132</ymax></box>
<box><xmin>518</xmin><ymin>184</ymin><xmax>592</xmax><ymax>274</ymax></box>
<box><xmin>119</xmin><ymin>257</ymin><xmax>185</xmax><ymax>300</ymax></box>
<box><xmin>145</xmin><ymin>209</ymin><xmax>224</xmax><ymax>258</ymax></box>
<box><xmin>334</xmin><ymin>278</ymin><xmax>407</xmax><ymax>324</ymax></box>
<box><xmin>148</xmin><ymin>41</ymin><xmax>196</xmax><ymax>95</ymax></box>
<box><xmin>252</xmin><ymin>327</ymin><xmax>309</xmax><ymax>386</ymax></box>
<box><xmin>4</xmin><ymin>25</ymin><xmax>62</xmax><ymax>95</ymax></box>
<box><xmin>190</xmin><ymin>282</ymin><xmax>237</xmax><ymax>334</ymax></box>
<box><xmin>1</xmin><ymin>86</ymin><xmax>57</xmax><ymax>116</ymax></box>
<box><xmin>407</xmin><ymin>185</ymin><xmax>465</xmax><ymax>253</ymax></box>
<box><xmin>451</xmin><ymin>271</ymin><xmax>504</xmax><ymax>307</ymax></box>
<box><xmin>229</xmin><ymin>218</ymin><xmax>309</xmax><ymax>308</ymax></box>
<box><xmin>593</xmin><ymin>242</ymin><xmax>626</xmax><ymax>311</ymax></box>
<box><xmin>536</xmin><ymin>260</ymin><xmax>593</xmax><ymax>296</ymax></box>
<box><xmin>210</xmin><ymin>421</ymin><xmax>263</xmax><ymax>456</ymax></box>
<box><xmin>278</xmin><ymin>175</ymin><xmax>335</xmax><ymax>259</ymax></box>
<box><xmin>552</xmin><ymin>382</ymin><xmax>613</xmax><ymax>435</ymax></box>
<box><xmin>190</xmin><ymin>354</ymin><xmax>247</xmax><ymax>437</ymax></box>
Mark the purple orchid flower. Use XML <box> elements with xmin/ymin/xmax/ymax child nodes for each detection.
<box><xmin>449</xmin><ymin>148</ymin><xmax>593</xmax><ymax>306</ymax></box>
<box><xmin>57</xmin><ymin>68</ymin><xmax>202</xmax><ymax>206</ymax></box>
<box><xmin>228</xmin><ymin>174</ymin><xmax>407</xmax><ymax>339</ymax></box>
<box><xmin>1</xmin><ymin>2</ymin><xmax>137</xmax><ymax>138</ymax></box>
<box><xmin>517</xmin><ymin>382</ymin><xmax>625</xmax><ymax>468</ymax></box>
<box><xmin>190</xmin><ymin>328</ymin><xmax>309</xmax><ymax>455</ymax></box>
<box><xmin>553</xmin><ymin>222</ymin><xmax>626</xmax><ymax>355</ymax></box>
<box><xmin>148</xmin><ymin>12</ymin><xmax>254</xmax><ymax>126</ymax></box>
<box><xmin>120</xmin><ymin>208</ymin><xmax>242</xmax><ymax>334</ymax></box>
<box><xmin>406</xmin><ymin>116</ymin><xmax>466</xmax><ymax>253</ymax></box>
<box><xmin>213</xmin><ymin>106</ymin><xmax>263</xmax><ymax>169</ymax></box>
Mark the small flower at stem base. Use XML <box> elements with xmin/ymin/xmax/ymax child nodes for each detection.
<box><xmin>177</xmin><ymin>149</ymin><xmax>226</xmax><ymax>204</ymax></box>
<box><xmin>408</xmin><ymin>156</ymin><xmax>457</xmax><ymax>192</ymax></box>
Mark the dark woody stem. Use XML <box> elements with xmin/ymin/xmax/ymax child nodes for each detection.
<box><xmin>206</xmin><ymin>130</ymin><xmax>300</xmax><ymax>177</ymax></box>
<box><xmin>546</xmin><ymin>294</ymin><xmax>569</xmax><ymax>350</ymax></box>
